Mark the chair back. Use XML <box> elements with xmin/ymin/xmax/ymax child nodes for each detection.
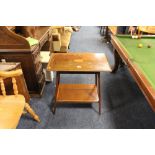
<box><xmin>0</xmin><ymin>69</ymin><xmax>23</xmax><ymax>96</ymax></box>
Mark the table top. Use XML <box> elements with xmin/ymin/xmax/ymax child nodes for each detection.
<box><xmin>115</xmin><ymin>35</ymin><xmax>155</xmax><ymax>89</ymax></box>
<box><xmin>47</xmin><ymin>53</ymin><xmax>111</xmax><ymax>72</ymax></box>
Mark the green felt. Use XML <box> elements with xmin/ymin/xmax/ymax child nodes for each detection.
<box><xmin>116</xmin><ymin>35</ymin><xmax>155</xmax><ymax>89</ymax></box>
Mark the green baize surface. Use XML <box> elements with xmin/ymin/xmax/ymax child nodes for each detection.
<box><xmin>116</xmin><ymin>35</ymin><xmax>155</xmax><ymax>89</ymax></box>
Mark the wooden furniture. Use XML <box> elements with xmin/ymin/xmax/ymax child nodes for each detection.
<box><xmin>0</xmin><ymin>26</ymin><xmax>52</xmax><ymax>96</ymax></box>
<box><xmin>0</xmin><ymin>62</ymin><xmax>30</xmax><ymax>103</ymax></box>
<box><xmin>138</xmin><ymin>26</ymin><xmax>155</xmax><ymax>34</ymax></box>
<box><xmin>111</xmin><ymin>34</ymin><xmax>155</xmax><ymax>111</ymax></box>
<box><xmin>51</xmin><ymin>26</ymin><xmax>73</xmax><ymax>52</ymax></box>
<box><xmin>47</xmin><ymin>53</ymin><xmax>111</xmax><ymax>114</ymax></box>
<box><xmin>0</xmin><ymin>69</ymin><xmax>40</xmax><ymax>129</ymax></box>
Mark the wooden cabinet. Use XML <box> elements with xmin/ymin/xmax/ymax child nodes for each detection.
<box><xmin>0</xmin><ymin>26</ymin><xmax>52</xmax><ymax>96</ymax></box>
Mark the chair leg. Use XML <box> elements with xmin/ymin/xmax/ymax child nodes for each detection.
<box><xmin>24</xmin><ymin>103</ymin><xmax>40</xmax><ymax>123</ymax></box>
<box><xmin>22</xmin><ymin>110</ymin><xmax>27</xmax><ymax>114</ymax></box>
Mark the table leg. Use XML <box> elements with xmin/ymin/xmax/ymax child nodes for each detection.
<box><xmin>96</xmin><ymin>72</ymin><xmax>101</xmax><ymax>114</ymax></box>
<box><xmin>52</xmin><ymin>72</ymin><xmax>60</xmax><ymax>114</ymax></box>
<box><xmin>111</xmin><ymin>49</ymin><xmax>120</xmax><ymax>73</ymax></box>
<box><xmin>105</xmin><ymin>26</ymin><xmax>110</xmax><ymax>42</ymax></box>
<box><xmin>95</xmin><ymin>73</ymin><xmax>98</xmax><ymax>86</ymax></box>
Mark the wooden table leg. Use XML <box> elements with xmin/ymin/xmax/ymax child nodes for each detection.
<box><xmin>105</xmin><ymin>26</ymin><xmax>110</xmax><ymax>42</ymax></box>
<box><xmin>52</xmin><ymin>72</ymin><xmax>60</xmax><ymax>114</ymax></box>
<box><xmin>96</xmin><ymin>72</ymin><xmax>101</xmax><ymax>114</ymax></box>
<box><xmin>111</xmin><ymin>49</ymin><xmax>120</xmax><ymax>73</ymax></box>
<box><xmin>95</xmin><ymin>73</ymin><xmax>98</xmax><ymax>86</ymax></box>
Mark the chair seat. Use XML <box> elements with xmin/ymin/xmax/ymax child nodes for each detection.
<box><xmin>0</xmin><ymin>95</ymin><xmax>25</xmax><ymax>129</ymax></box>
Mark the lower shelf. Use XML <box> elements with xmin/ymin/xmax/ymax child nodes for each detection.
<box><xmin>56</xmin><ymin>84</ymin><xmax>99</xmax><ymax>103</ymax></box>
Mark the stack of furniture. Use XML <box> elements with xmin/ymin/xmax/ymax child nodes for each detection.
<box><xmin>40</xmin><ymin>26</ymin><xmax>74</xmax><ymax>81</ymax></box>
<box><xmin>0</xmin><ymin>26</ymin><xmax>52</xmax><ymax>96</ymax></box>
<box><xmin>51</xmin><ymin>26</ymin><xmax>73</xmax><ymax>52</ymax></box>
<box><xmin>0</xmin><ymin>69</ymin><xmax>40</xmax><ymax>129</ymax></box>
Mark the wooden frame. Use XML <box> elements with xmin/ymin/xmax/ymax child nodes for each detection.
<box><xmin>51</xmin><ymin>71</ymin><xmax>101</xmax><ymax>114</ymax></box>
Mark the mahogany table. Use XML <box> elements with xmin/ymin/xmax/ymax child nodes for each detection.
<box><xmin>47</xmin><ymin>52</ymin><xmax>111</xmax><ymax>114</ymax></box>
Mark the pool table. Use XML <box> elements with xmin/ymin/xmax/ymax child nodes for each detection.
<box><xmin>111</xmin><ymin>35</ymin><xmax>155</xmax><ymax>111</ymax></box>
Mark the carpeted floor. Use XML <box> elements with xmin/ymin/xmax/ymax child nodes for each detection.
<box><xmin>18</xmin><ymin>26</ymin><xmax>155</xmax><ymax>129</ymax></box>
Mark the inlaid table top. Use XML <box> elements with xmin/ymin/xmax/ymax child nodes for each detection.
<box><xmin>47</xmin><ymin>52</ymin><xmax>111</xmax><ymax>72</ymax></box>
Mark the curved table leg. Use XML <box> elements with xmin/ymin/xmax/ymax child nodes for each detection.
<box><xmin>111</xmin><ymin>49</ymin><xmax>121</xmax><ymax>73</ymax></box>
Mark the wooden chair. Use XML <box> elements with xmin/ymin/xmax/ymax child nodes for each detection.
<box><xmin>0</xmin><ymin>69</ymin><xmax>40</xmax><ymax>129</ymax></box>
<box><xmin>138</xmin><ymin>26</ymin><xmax>155</xmax><ymax>36</ymax></box>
